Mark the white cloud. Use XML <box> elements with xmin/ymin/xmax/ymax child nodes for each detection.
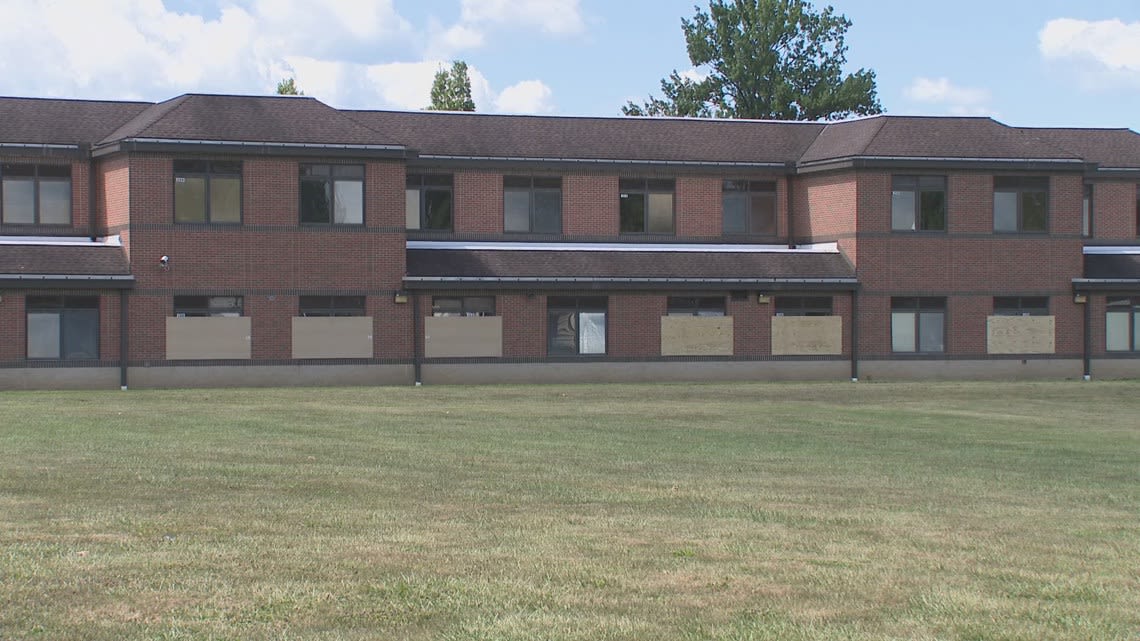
<box><xmin>1039</xmin><ymin>18</ymin><xmax>1140</xmax><ymax>74</ymax></box>
<box><xmin>460</xmin><ymin>0</ymin><xmax>585</xmax><ymax>35</ymax></box>
<box><xmin>903</xmin><ymin>77</ymin><xmax>992</xmax><ymax>116</ymax></box>
<box><xmin>495</xmin><ymin>80</ymin><xmax>555</xmax><ymax>113</ymax></box>
<box><xmin>678</xmin><ymin>68</ymin><xmax>708</xmax><ymax>83</ymax></box>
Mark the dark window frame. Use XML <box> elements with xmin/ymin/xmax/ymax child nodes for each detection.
<box><xmin>174</xmin><ymin>160</ymin><xmax>243</xmax><ymax>224</ymax></box>
<box><xmin>722</xmin><ymin>180</ymin><xmax>777</xmax><ymax>236</ymax></box>
<box><xmin>993</xmin><ymin>176</ymin><xmax>1049</xmax><ymax>233</ymax></box>
<box><xmin>547</xmin><ymin>296</ymin><xmax>608</xmax><ymax>356</ymax></box>
<box><xmin>1</xmin><ymin>163</ymin><xmax>72</xmax><ymax>226</ymax></box>
<box><xmin>431</xmin><ymin>296</ymin><xmax>496</xmax><ymax>317</ymax></box>
<box><xmin>173</xmin><ymin>295</ymin><xmax>244</xmax><ymax>318</ymax></box>
<box><xmin>299</xmin><ymin>163</ymin><xmax>365</xmax><ymax>225</ymax></box>
<box><xmin>775</xmin><ymin>296</ymin><xmax>833</xmax><ymax>317</ymax></box>
<box><xmin>299</xmin><ymin>296</ymin><xmax>366</xmax><ymax>317</ymax></box>
<box><xmin>891</xmin><ymin>175</ymin><xmax>947</xmax><ymax>232</ymax></box>
<box><xmin>1106</xmin><ymin>296</ymin><xmax>1140</xmax><ymax>352</ymax></box>
<box><xmin>1082</xmin><ymin>183</ymin><xmax>1093</xmax><ymax>238</ymax></box>
<box><xmin>504</xmin><ymin>176</ymin><xmax>562</xmax><ymax>233</ymax></box>
<box><xmin>666</xmin><ymin>296</ymin><xmax>726</xmax><ymax>316</ymax></box>
<box><xmin>891</xmin><ymin>297</ymin><xmax>946</xmax><ymax>354</ymax></box>
<box><xmin>619</xmin><ymin>178</ymin><xmax>675</xmax><ymax>234</ymax></box>
<box><xmin>25</xmin><ymin>295</ymin><xmax>99</xmax><ymax>360</ymax></box>
<box><xmin>406</xmin><ymin>174</ymin><xmax>454</xmax><ymax>231</ymax></box>
<box><xmin>993</xmin><ymin>296</ymin><xmax>1049</xmax><ymax>317</ymax></box>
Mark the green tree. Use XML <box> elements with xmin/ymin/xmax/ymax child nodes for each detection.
<box><xmin>276</xmin><ymin>78</ymin><xmax>303</xmax><ymax>95</ymax></box>
<box><xmin>623</xmin><ymin>0</ymin><xmax>881</xmax><ymax>120</ymax></box>
<box><xmin>427</xmin><ymin>61</ymin><xmax>476</xmax><ymax>112</ymax></box>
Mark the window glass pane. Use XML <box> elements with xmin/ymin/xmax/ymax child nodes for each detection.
<box><xmin>504</xmin><ymin>189</ymin><xmax>531</xmax><ymax>232</ymax></box>
<box><xmin>62</xmin><ymin>309</ymin><xmax>99</xmax><ymax>359</ymax></box>
<box><xmin>891</xmin><ymin>189</ymin><xmax>915</xmax><ymax>231</ymax></box>
<box><xmin>423</xmin><ymin>175</ymin><xmax>452</xmax><ymax>187</ymax></box>
<box><xmin>2</xmin><ymin>178</ymin><xmax>35</xmax><ymax>224</ymax></box>
<box><xmin>620</xmin><ymin>192</ymin><xmax>645</xmax><ymax>232</ymax></box>
<box><xmin>579</xmin><ymin>312</ymin><xmax>607</xmax><ymax>354</ymax></box>
<box><xmin>1082</xmin><ymin>186</ymin><xmax>1092</xmax><ymax>237</ymax></box>
<box><xmin>1021</xmin><ymin>191</ymin><xmax>1047</xmax><ymax>231</ymax></box>
<box><xmin>994</xmin><ymin>191</ymin><xmax>1018</xmax><ymax>231</ymax></box>
<box><xmin>406</xmin><ymin>189</ymin><xmax>420</xmax><ymax>229</ymax></box>
<box><xmin>1106</xmin><ymin>311</ymin><xmax>1131</xmax><ymax>351</ymax></box>
<box><xmin>891</xmin><ymin>176</ymin><xmax>917</xmax><ymax>191</ymax></box>
<box><xmin>891</xmin><ymin>312</ymin><xmax>915</xmax><ymax>352</ymax></box>
<box><xmin>333</xmin><ymin>165</ymin><xmax>363</xmax><ymax>179</ymax></box>
<box><xmin>175</xmin><ymin>176</ymin><xmax>207</xmax><ymax>223</ymax></box>
<box><xmin>503</xmin><ymin>176</ymin><xmax>530</xmax><ymax>189</ymax></box>
<box><xmin>919</xmin><ymin>312</ymin><xmax>945</xmax><ymax>352</ymax></box>
<box><xmin>300</xmin><ymin>179</ymin><xmax>331</xmax><ymax>223</ymax></box>
<box><xmin>175</xmin><ymin>160</ymin><xmax>209</xmax><ymax>173</ymax></box>
<box><xmin>750</xmin><ymin>193</ymin><xmax>775</xmax><ymax>235</ymax></box>
<box><xmin>38</xmin><ymin>180</ymin><xmax>71</xmax><ymax>224</ymax></box>
<box><xmin>918</xmin><ymin>176</ymin><xmax>944</xmax><ymax>190</ymax></box>
<box><xmin>210</xmin><ymin>177</ymin><xmax>241</xmax><ymax>223</ymax></box>
<box><xmin>432</xmin><ymin>297</ymin><xmax>462</xmax><ymax>316</ymax></box>
<box><xmin>465</xmin><ymin>297</ymin><xmax>496</xmax><ymax>316</ymax></box>
<box><xmin>211</xmin><ymin>161</ymin><xmax>241</xmax><ymax>175</ymax></box>
<box><xmin>1133</xmin><ymin>313</ymin><xmax>1140</xmax><ymax>351</ymax></box>
<box><xmin>533</xmin><ymin>190</ymin><xmax>562</xmax><ymax>233</ymax></box>
<box><xmin>423</xmin><ymin>190</ymin><xmax>452</xmax><ymax>230</ymax></box>
<box><xmin>548</xmin><ymin>311</ymin><xmax>577</xmax><ymax>355</ymax></box>
<box><xmin>618</xmin><ymin>178</ymin><xmax>642</xmax><ymax>191</ymax></box>
<box><xmin>27</xmin><ymin>312</ymin><xmax>60</xmax><ymax>358</ymax></box>
<box><xmin>723</xmin><ymin>192</ymin><xmax>747</xmax><ymax>234</ymax></box>
<box><xmin>647</xmin><ymin>192</ymin><xmax>674</xmax><ymax>233</ymax></box>
<box><xmin>333</xmin><ymin>180</ymin><xmax>363</xmax><ymax>224</ymax></box>
<box><xmin>301</xmin><ymin>164</ymin><xmax>330</xmax><ymax>177</ymax></box>
<box><xmin>39</xmin><ymin>165</ymin><xmax>70</xmax><ymax>178</ymax></box>
<box><xmin>919</xmin><ymin>190</ymin><xmax>945</xmax><ymax>231</ymax></box>
<box><xmin>646</xmin><ymin>179</ymin><xmax>674</xmax><ymax>192</ymax></box>
<box><xmin>533</xmin><ymin>177</ymin><xmax>561</xmax><ymax>189</ymax></box>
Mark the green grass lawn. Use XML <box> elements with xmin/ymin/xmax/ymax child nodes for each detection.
<box><xmin>1</xmin><ymin>381</ymin><xmax>1138</xmax><ymax>640</ymax></box>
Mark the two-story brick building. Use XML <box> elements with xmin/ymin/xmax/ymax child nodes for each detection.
<box><xmin>2</xmin><ymin>93</ymin><xmax>1139</xmax><ymax>388</ymax></box>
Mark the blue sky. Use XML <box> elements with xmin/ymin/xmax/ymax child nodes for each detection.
<box><xmin>2</xmin><ymin>0</ymin><xmax>1139</xmax><ymax>129</ymax></box>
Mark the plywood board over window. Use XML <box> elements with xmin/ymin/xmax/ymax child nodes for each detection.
<box><xmin>292</xmin><ymin>317</ymin><xmax>373</xmax><ymax>359</ymax></box>
<box><xmin>166</xmin><ymin>317</ymin><xmax>251</xmax><ymax>360</ymax></box>
<box><xmin>987</xmin><ymin>316</ymin><xmax>1055</xmax><ymax>354</ymax></box>
<box><xmin>425</xmin><ymin>317</ymin><xmax>503</xmax><ymax>358</ymax></box>
<box><xmin>661</xmin><ymin>317</ymin><xmax>733</xmax><ymax>356</ymax></box>
<box><xmin>771</xmin><ymin>316</ymin><xmax>843</xmax><ymax>355</ymax></box>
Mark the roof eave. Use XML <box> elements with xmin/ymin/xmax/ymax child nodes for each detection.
<box><xmin>403</xmin><ymin>276</ymin><xmax>858</xmax><ymax>292</ymax></box>
<box><xmin>92</xmin><ymin>138</ymin><xmax>409</xmax><ymax>159</ymax></box>
<box><xmin>409</xmin><ymin>154</ymin><xmax>793</xmax><ymax>173</ymax></box>
<box><xmin>796</xmin><ymin>156</ymin><xmax>1094</xmax><ymax>174</ymax></box>
<box><xmin>0</xmin><ymin>274</ymin><xmax>134</xmax><ymax>289</ymax></box>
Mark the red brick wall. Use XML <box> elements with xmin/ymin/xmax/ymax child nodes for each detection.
<box><xmin>1090</xmin><ymin>181</ymin><xmax>1138</xmax><ymax>240</ymax></box>
<box><xmin>501</xmin><ymin>294</ymin><xmax>545</xmax><ymax>357</ymax></box>
<box><xmin>564</xmin><ymin>174</ymin><xmax>619</xmax><ymax>236</ymax></box>
<box><xmin>676</xmin><ymin>176</ymin><xmax>721</xmax><ymax>237</ymax></box>
<box><xmin>797</xmin><ymin>173</ymin><xmax>858</xmax><ymax>267</ymax></box>
<box><xmin>608</xmin><ymin>295</ymin><xmax>665</xmax><ymax>357</ymax></box>
<box><xmin>454</xmin><ymin>172</ymin><xmax>502</xmax><ymax>233</ymax></box>
<box><xmin>0</xmin><ymin>293</ymin><xmax>25</xmax><ymax>361</ymax></box>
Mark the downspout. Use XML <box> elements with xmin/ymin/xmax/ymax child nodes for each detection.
<box><xmin>411</xmin><ymin>291</ymin><xmax>422</xmax><ymax>385</ymax></box>
<box><xmin>785</xmin><ymin>171</ymin><xmax>796</xmax><ymax>249</ymax></box>
<box><xmin>850</xmin><ymin>289</ymin><xmax>859</xmax><ymax>382</ymax></box>
<box><xmin>120</xmin><ymin>290</ymin><xmax>129</xmax><ymax>390</ymax></box>
<box><xmin>1083</xmin><ymin>293</ymin><xmax>1091</xmax><ymax>381</ymax></box>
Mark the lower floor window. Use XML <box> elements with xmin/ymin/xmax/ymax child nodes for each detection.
<box><xmin>775</xmin><ymin>296</ymin><xmax>832</xmax><ymax>316</ymax></box>
<box><xmin>548</xmin><ymin>296</ymin><xmax>607</xmax><ymax>355</ymax></box>
<box><xmin>299</xmin><ymin>295</ymin><xmax>366</xmax><ymax>317</ymax></box>
<box><xmin>174</xmin><ymin>295</ymin><xmax>243</xmax><ymax>317</ymax></box>
<box><xmin>26</xmin><ymin>295</ymin><xmax>99</xmax><ymax>360</ymax></box>
<box><xmin>1106</xmin><ymin>297</ymin><xmax>1140</xmax><ymax>351</ymax></box>
<box><xmin>891</xmin><ymin>297</ymin><xmax>945</xmax><ymax>353</ymax></box>
<box><xmin>666</xmin><ymin>296</ymin><xmax>725</xmax><ymax>316</ymax></box>
<box><xmin>432</xmin><ymin>296</ymin><xmax>495</xmax><ymax>317</ymax></box>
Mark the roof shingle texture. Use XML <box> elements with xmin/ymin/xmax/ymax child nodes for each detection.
<box><xmin>0</xmin><ymin>245</ymin><xmax>131</xmax><ymax>275</ymax></box>
<box><xmin>0</xmin><ymin>97</ymin><xmax>150</xmax><ymax>145</ymax></box>
<box><xmin>1022</xmin><ymin>128</ymin><xmax>1140</xmax><ymax>168</ymax></box>
<box><xmin>406</xmin><ymin>249</ymin><xmax>854</xmax><ymax>280</ymax></box>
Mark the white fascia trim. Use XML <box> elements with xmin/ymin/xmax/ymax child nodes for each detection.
<box><xmin>0</xmin><ymin>235</ymin><xmax>122</xmax><ymax>247</ymax></box>
<box><xmin>407</xmin><ymin>241</ymin><xmax>840</xmax><ymax>254</ymax></box>
<box><xmin>1083</xmin><ymin>246</ymin><xmax>1140</xmax><ymax>255</ymax></box>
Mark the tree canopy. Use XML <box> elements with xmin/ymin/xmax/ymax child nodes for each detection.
<box><xmin>427</xmin><ymin>61</ymin><xmax>476</xmax><ymax>112</ymax></box>
<box><xmin>623</xmin><ymin>0</ymin><xmax>881</xmax><ymax>120</ymax></box>
<box><xmin>275</xmin><ymin>78</ymin><xmax>303</xmax><ymax>96</ymax></box>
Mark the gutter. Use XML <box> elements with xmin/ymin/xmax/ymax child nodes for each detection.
<box><xmin>92</xmin><ymin>138</ymin><xmax>409</xmax><ymax>159</ymax></box>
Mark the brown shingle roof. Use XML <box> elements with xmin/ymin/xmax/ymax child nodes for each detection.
<box><xmin>100</xmin><ymin>94</ymin><xmax>396</xmax><ymax>146</ymax></box>
<box><xmin>1021</xmin><ymin>128</ymin><xmax>1140</xmax><ymax>168</ymax></box>
<box><xmin>406</xmin><ymin>248</ymin><xmax>854</xmax><ymax>287</ymax></box>
<box><xmin>0</xmin><ymin>97</ymin><xmax>151</xmax><ymax>145</ymax></box>
<box><xmin>0</xmin><ymin>245</ymin><xmax>131</xmax><ymax>276</ymax></box>
<box><xmin>346</xmin><ymin>110</ymin><xmax>824</xmax><ymax>164</ymax></box>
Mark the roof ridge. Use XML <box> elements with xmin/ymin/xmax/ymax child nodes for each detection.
<box><xmin>851</xmin><ymin>117</ymin><xmax>889</xmax><ymax>156</ymax></box>
<box><xmin>0</xmin><ymin>95</ymin><xmax>153</xmax><ymax>106</ymax></box>
<box><xmin>98</xmin><ymin>95</ymin><xmax>192</xmax><ymax>145</ymax></box>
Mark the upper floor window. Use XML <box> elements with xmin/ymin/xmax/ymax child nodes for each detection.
<box><xmin>504</xmin><ymin>177</ymin><xmax>561</xmax><ymax>233</ymax></box>
<box><xmin>174</xmin><ymin>160</ymin><xmax>241</xmax><ymax>224</ymax></box>
<box><xmin>300</xmin><ymin>164</ymin><xmax>363</xmax><ymax>225</ymax></box>
<box><xmin>1</xmin><ymin>163</ymin><xmax>70</xmax><ymax>225</ymax></box>
<box><xmin>299</xmin><ymin>296</ymin><xmax>366</xmax><ymax>317</ymax></box>
<box><xmin>891</xmin><ymin>297</ymin><xmax>945</xmax><ymax>353</ymax></box>
<box><xmin>26</xmin><ymin>295</ymin><xmax>98</xmax><ymax>360</ymax></box>
<box><xmin>619</xmin><ymin>178</ymin><xmax>674</xmax><ymax>234</ymax></box>
<box><xmin>994</xmin><ymin>176</ymin><xmax>1048</xmax><ymax>233</ymax></box>
<box><xmin>406</xmin><ymin>174</ymin><xmax>453</xmax><ymax>230</ymax></box>
<box><xmin>891</xmin><ymin>175</ymin><xmax>946</xmax><ymax>232</ymax></box>
<box><xmin>174</xmin><ymin>295</ymin><xmax>243</xmax><ymax>317</ymax></box>
<box><xmin>432</xmin><ymin>296</ymin><xmax>495</xmax><ymax>317</ymax></box>
<box><xmin>1106</xmin><ymin>297</ymin><xmax>1140</xmax><ymax>351</ymax></box>
<box><xmin>666</xmin><ymin>296</ymin><xmax>726</xmax><ymax>317</ymax></box>
<box><xmin>775</xmin><ymin>296</ymin><xmax>833</xmax><ymax>317</ymax></box>
<box><xmin>723</xmin><ymin>180</ymin><xmax>776</xmax><ymax>235</ymax></box>
<box><xmin>1082</xmin><ymin>183</ymin><xmax>1092</xmax><ymax>238</ymax></box>
<box><xmin>993</xmin><ymin>296</ymin><xmax>1049</xmax><ymax>317</ymax></box>
<box><xmin>548</xmin><ymin>296</ymin><xmax>607</xmax><ymax>355</ymax></box>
